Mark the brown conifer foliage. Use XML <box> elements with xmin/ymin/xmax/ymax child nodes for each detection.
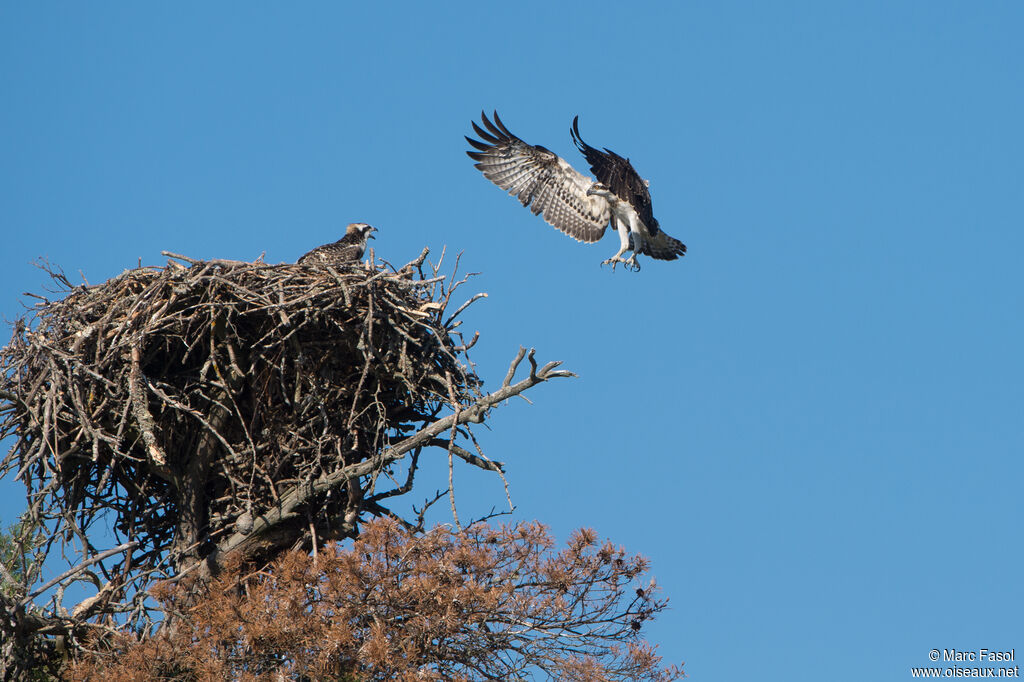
<box><xmin>66</xmin><ymin>518</ymin><xmax>684</xmax><ymax>681</ymax></box>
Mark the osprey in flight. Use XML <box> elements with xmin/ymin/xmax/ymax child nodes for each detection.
<box><xmin>466</xmin><ymin>112</ymin><xmax>685</xmax><ymax>271</ymax></box>
<box><xmin>297</xmin><ymin>223</ymin><xmax>377</xmax><ymax>265</ymax></box>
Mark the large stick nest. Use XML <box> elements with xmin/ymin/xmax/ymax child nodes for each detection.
<box><xmin>1</xmin><ymin>249</ymin><xmax>491</xmax><ymax>579</ymax></box>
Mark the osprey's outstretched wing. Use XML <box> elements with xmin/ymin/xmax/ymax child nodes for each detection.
<box><xmin>466</xmin><ymin>111</ymin><xmax>610</xmax><ymax>243</ymax></box>
<box><xmin>570</xmin><ymin>116</ymin><xmax>659</xmax><ymax>235</ymax></box>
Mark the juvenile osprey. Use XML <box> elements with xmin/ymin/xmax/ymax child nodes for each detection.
<box><xmin>297</xmin><ymin>223</ymin><xmax>377</xmax><ymax>265</ymax></box>
<box><xmin>465</xmin><ymin>112</ymin><xmax>685</xmax><ymax>270</ymax></box>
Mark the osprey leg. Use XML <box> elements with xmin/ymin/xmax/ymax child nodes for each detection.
<box><xmin>624</xmin><ymin>213</ymin><xmax>644</xmax><ymax>271</ymax></box>
<box><xmin>601</xmin><ymin>218</ymin><xmax>632</xmax><ymax>270</ymax></box>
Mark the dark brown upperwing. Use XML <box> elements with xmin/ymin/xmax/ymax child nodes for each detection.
<box><xmin>570</xmin><ymin>116</ymin><xmax>660</xmax><ymax>234</ymax></box>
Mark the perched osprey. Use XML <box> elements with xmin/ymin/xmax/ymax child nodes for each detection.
<box><xmin>466</xmin><ymin>112</ymin><xmax>685</xmax><ymax>271</ymax></box>
<box><xmin>297</xmin><ymin>223</ymin><xmax>377</xmax><ymax>265</ymax></box>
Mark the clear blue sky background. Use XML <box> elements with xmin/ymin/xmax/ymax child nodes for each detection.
<box><xmin>2</xmin><ymin>3</ymin><xmax>1022</xmax><ymax>680</ymax></box>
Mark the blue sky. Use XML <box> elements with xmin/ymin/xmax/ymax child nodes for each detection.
<box><xmin>2</xmin><ymin>2</ymin><xmax>1023</xmax><ymax>680</ymax></box>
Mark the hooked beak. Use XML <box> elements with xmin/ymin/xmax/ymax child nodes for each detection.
<box><xmin>367</xmin><ymin>228</ymin><xmax>377</xmax><ymax>240</ymax></box>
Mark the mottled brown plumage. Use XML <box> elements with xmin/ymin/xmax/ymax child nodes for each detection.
<box><xmin>298</xmin><ymin>223</ymin><xmax>377</xmax><ymax>265</ymax></box>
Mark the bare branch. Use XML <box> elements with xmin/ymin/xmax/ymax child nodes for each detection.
<box><xmin>128</xmin><ymin>344</ymin><xmax>167</xmax><ymax>467</ymax></box>
<box><xmin>20</xmin><ymin>542</ymin><xmax>138</xmax><ymax>608</ymax></box>
<box><xmin>444</xmin><ymin>292</ymin><xmax>488</xmax><ymax>329</ymax></box>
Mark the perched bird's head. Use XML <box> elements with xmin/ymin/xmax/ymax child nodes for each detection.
<box><xmin>347</xmin><ymin>223</ymin><xmax>377</xmax><ymax>240</ymax></box>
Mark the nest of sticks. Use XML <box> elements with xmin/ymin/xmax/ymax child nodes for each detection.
<box><xmin>0</xmin><ymin>248</ymin><xmax>523</xmax><ymax>605</ymax></box>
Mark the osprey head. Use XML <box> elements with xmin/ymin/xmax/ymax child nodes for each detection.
<box><xmin>586</xmin><ymin>183</ymin><xmax>615</xmax><ymax>199</ymax></box>
<box><xmin>346</xmin><ymin>222</ymin><xmax>377</xmax><ymax>240</ymax></box>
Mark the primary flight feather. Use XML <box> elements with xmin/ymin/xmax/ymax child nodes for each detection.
<box><xmin>466</xmin><ymin>111</ymin><xmax>685</xmax><ymax>270</ymax></box>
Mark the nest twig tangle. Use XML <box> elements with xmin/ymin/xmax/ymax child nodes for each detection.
<box><xmin>0</xmin><ymin>247</ymin><xmax>573</xmax><ymax>663</ymax></box>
